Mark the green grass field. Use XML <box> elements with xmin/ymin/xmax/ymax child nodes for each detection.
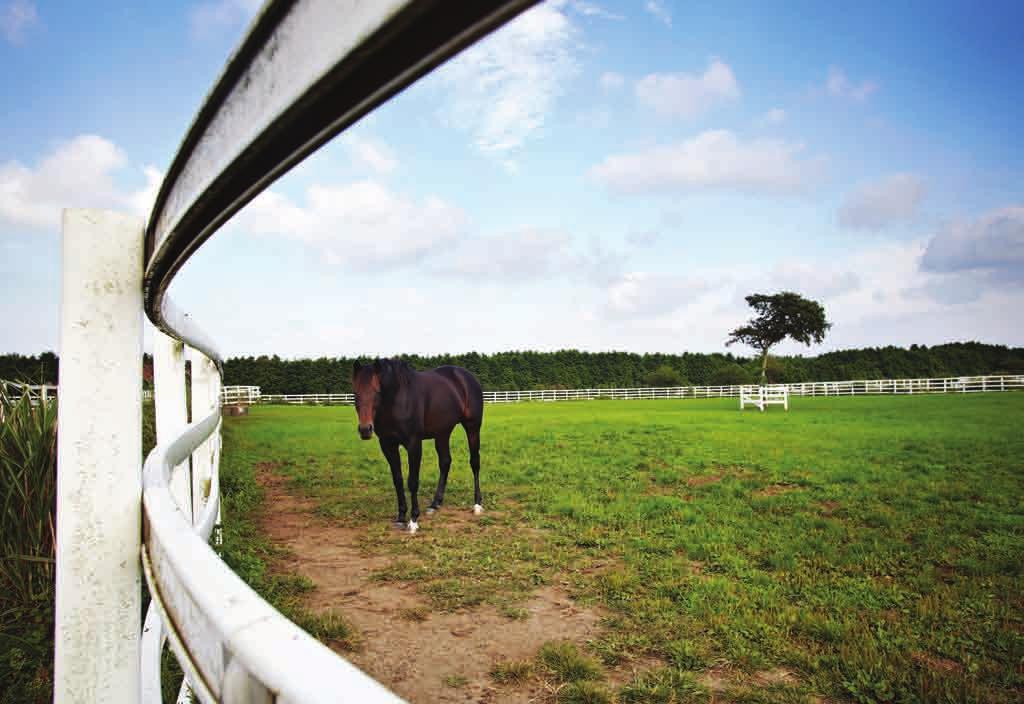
<box><xmin>220</xmin><ymin>394</ymin><xmax>1024</xmax><ymax>703</ymax></box>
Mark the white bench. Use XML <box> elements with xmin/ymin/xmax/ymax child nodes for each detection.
<box><xmin>740</xmin><ymin>386</ymin><xmax>789</xmax><ymax>411</ymax></box>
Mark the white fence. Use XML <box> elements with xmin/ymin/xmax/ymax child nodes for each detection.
<box><xmin>0</xmin><ymin>380</ymin><xmax>57</xmax><ymax>402</ymax></box>
<box><xmin>221</xmin><ymin>374</ymin><xmax>1024</xmax><ymax>407</ymax></box>
<box><xmin>219</xmin><ymin>384</ymin><xmax>260</xmax><ymax>405</ymax></box>
<box><xmin>54</xmin><ymin>1</ymin><xmax>537</xmax><ymax>702</ymax></box>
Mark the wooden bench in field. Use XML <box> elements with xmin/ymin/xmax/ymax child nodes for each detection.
<box><xmin>740</xmin><ymin>386</ymin><xmax>789</xmax><ymax>411</ymax></box>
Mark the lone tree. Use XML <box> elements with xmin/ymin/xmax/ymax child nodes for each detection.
<box><xmin>727</xmin><ymin>291</ymin><xmax>831</xmax><ymax>384</ymax></box>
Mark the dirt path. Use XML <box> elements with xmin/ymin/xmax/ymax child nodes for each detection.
<box><xmin>256</xmin><ymin>469</ymin><xmax>608</xmax><ymax>703</ymax></box>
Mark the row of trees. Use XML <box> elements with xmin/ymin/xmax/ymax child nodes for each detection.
<box><xmin>4</xmin><ymin>344</ymin><xmax>1022</xmax><ymax>395</ymax></box>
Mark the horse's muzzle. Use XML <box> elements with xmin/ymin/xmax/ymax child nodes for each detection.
<box><xmin>358</xmin><ymin>423</ymin><xmax>374</xmax><ymax>440</ymax></box>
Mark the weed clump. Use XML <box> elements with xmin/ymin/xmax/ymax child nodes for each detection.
<box><xmin>537</xmin><ymin>641</ymin><xmax>603</xmax><ymax>682</ymax></box>
<box><xmin>558</xmin><ymin>680</ymin><xmax>612</xmax><ymax>704</ymax></box>
<box><xmin>489</xmin><ymin>659</ymin><xmax>534</xmax><ymax>684</ymax></box>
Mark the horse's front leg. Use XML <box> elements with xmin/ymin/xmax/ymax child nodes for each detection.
<box><xmin>406</xmin><ymin>436</ymin><xmax>423</xmax><ymax>533</ymax></box>
<box><xmin>379</xmin><ymin>438</ymin><xmax>406</xmax><ymax>527</ymax></box>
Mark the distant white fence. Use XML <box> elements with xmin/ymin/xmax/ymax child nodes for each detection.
<box><xmin>1</xmin><ymin>380</ymin><xmax>56</xmax><ymax>400</ymax></box>
<box><xmin>219</xmin><ymin>384</ymin><xmax>260</xmax><ymax>405</ymax></box>
<box><xmin>221</xmin><ymin>374</ymin><xmax>1024</xmax><ymax>407</ymax></box>
<box><xmin>1</xmin><ymin>380</ymin><xmax>154</xmax><ymax>403</ymax></box>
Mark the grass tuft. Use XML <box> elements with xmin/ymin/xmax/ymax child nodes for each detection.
<box><xmin>557</xmin><ymin>680</ymin><xmax>612</xmax><ymax>704</ymax></box>
<box><xmin>489</xmin><ymin>659</ymin><xmax>534</xmax><ymax>684</ymax></box>
<box><xmin>537</xmin><ymin>641</ymin><xmax>603</xmax><ymax>683</ymax></box>
<box><xmin>618</xmin><ymin>668</ymin><xmax>705</xmax><ymax>703</ymax></box>
<box><xmin>285</xmin><ymin>609</ymin><xmax>360</xmax><ymax>652</ymax></box>
<box><xmin>398</xmin><ymin>606</ymin><xmax>430</xmax><ymax>622</ymax></box>
<box><xmin>442</xmin><ymin>673</ymin><xmax>469</xmax><ymax>688</ymax></box>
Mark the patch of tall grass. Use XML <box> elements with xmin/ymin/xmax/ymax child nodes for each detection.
<box><xmin>0</xmin><ymin>386</ymin><xmax>58</xmax><ymax>704</ymax></box>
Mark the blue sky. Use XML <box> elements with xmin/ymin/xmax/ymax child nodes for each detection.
<box><xmin>1</xmin><ymin>0</ymin><xmax>1022</xmax><ymax>359</ymax></box>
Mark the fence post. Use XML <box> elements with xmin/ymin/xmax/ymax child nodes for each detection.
<box><xmin>55</xmin><ymin>209</ymin><xmax>144</xmax><ymax>703</ymax></box>
<box><xmin>154</xmin><ymin>331</ymin><xmax>191</xmax><ymax>516</ymax></box>
<box><xmin>190</xmin><ymin>350</ymin><xmax>220</xmax><ymax>523</ymax></box>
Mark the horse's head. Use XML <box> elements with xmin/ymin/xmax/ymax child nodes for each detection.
<box><xmin>351</xmin><ymin>359</ymin><xmax>396</xmax><ymax>440</ymax></box>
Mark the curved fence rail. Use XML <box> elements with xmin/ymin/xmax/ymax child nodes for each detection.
<box><xmin>55</xmin><ymin>1</ymin><xmax>537</xmax><ymax>702</ymax></box>
<box><xmin>220</xmin><ymin>374</ymin><xmax>1024</xmax><ymax>407</ymax></box>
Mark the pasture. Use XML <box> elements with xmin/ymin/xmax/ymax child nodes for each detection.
<box><xmin>219</xmin><ymin>395</ymin><xmax>1024</xmax><ymax>703</ymax></box>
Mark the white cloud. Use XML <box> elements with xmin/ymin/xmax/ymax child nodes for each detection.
<box><xmin>644</xmin><ymin>0</ymin><xmax>672</xmax><ymax>27</ymax></box>
<box><xmin>600</xmin><ymin>71</ymin><xmax>625</xmax><ymax>91</ymax></box>
<box><xmin>438</xmin><ymin>3</ymin><xmax>578</xmax><ymax>156</ymax></box>
<box><xmin>901</xmin><ymin>272</ymin><xmax>987</xmax><ymax>305</ymax></box>
<box><xmin>189</xmin><ymin>0</ymin><xmax>259</xmax><ymax>38</ymax></box>
<box><xmin>434</xmin><ymin>228</ymin><xmax>574</xmax><ymax>282</ymax></box>
<box><xmin>237</xmin><ymin>180</ymin><xmax>469</xmax><ymax>269</ymax></box>
<box><xmin>826</xmin><ymin>66</ymin><xmax>877</xmax><ymax>101</ymax></box>
<box><xmin>1</xmin><ymin>0</ymin><xmax>37</xmax><ymax>44</ymax></box>
<box><xmin>432</xmin><ymin>227</ymin><xmax>625</xmax><ymax>288</ymax></box>
<box><xmin>838</xmin><ymin>173</ymin><xmax>925</xmax><ymax>230</ymax></box>
<box><xmin>636</xmin><ymin>59</ymin><xmax>740</xmax><ymax>119</ymax></box>
<box><xmin>920</xmin><ymin>206</ymin><xmax>1024</xmax><ymax>283</ymax></box>
<box><xmin>340</xmin><ymin>135</ymin><xmax>398</xmax><ymax>175</ymax></box>
<box><xmin>604</xmin><ymin>272</ymin><xmax>712</xmax><ymax>318</ymax></box>
<box><xmin>759</xmin><ymin>107</ymin><xmax>787</xmax><ymax>125</ymax></box>
<box><xmin>765</xmin><ymin>259</ymin><xmax>862</xmax><ymax>301</ymax></box>
<box><xmin>626</xmin><ymin>230</ymin><xmax>659</xmax><ymax>247</ymax></box>
<box><xmin>127</xmin><ymin>167</ymin><xmax>164</xmax><ymax>220</ymax></box>
<box><xmin>569</xmin><ymin>1</ymin><xmax>624</xmax><ymax>21</ymax></box>
<box><xmin>590</xmin><ymin>130</ymin><xmax>823</xmax><ymax>196</ymax></box>
<box><xmin>0</xmin><ymin>135</ymin><xmax>157</xmax><ymax>231</ymax></box>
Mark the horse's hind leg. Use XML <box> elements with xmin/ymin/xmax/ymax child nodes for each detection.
<box><xmin>428</xmin><ymin>431</ymin><xmax>452</xmax><ymax>514</ymax></box>
<box><xmin>464</xmin><ymin>424</ymin><xmax>483</xmax><ymax>514</ymax></box>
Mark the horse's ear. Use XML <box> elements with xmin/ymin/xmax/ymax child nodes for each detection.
<box><xmin>351</xmin><ymin>360</ymin><xmax>361</xmax><ymax>382</ymax></box>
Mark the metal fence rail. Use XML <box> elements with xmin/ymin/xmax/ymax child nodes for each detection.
<box><xmin>220</xmin><ymin>374</ymin><xmax>1024</xmax><ymax>407</ymax></box>
<box><xmin>55</xmin><ymin>1</ymin><xmax>538</xmax><ymax>702</ymax></box>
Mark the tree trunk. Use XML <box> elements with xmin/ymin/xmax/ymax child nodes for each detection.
<box><xmin>760</xmin><ymin>348</ymin><xmax>770</xmax><ymax>385</ymax></box>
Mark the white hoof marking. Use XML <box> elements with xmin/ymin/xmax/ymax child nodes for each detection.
<box><xmin>473</xmin><ymin>504</ymin><xmax>484</xmax><ymax>515</ymax></box>
<box><xmin>426</xmin><ymin>507</ymin><xmax>436</xmax><ymax>515</ymax></box>
<box><xmin>408</xmin><ymin>520</ymin><xmax>419</xmax><ymax>534</ymax></box>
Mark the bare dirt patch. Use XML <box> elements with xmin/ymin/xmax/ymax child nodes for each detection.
<box><xmin>818</xmin><ymin>500</ymin><xmax>841</xmax><ymax>515</ymax></box>
<box><xmin>753</xmin><ymin>483</ymin><xmax>800</xmax><ymax>498</ymax></box>
<box><xmin>911</xmin><ymin>651</ymin><xmax>963</xmax><ymax>674</ymax></box>
<box><xmin>752</xmin><ymin>666</ymin><xmax>801</xmax><ymax>686</ymax></box>
<box><xmin>697</xmin><ymin>664</ymin><xmax>813</xmax><ymax>700</ymax></box>
<box><xmin>685</xmin><ymin>473</ymin><xmax>724</xmax><ymax>488</ymax></box>
<box><xmin>256</xmin><ymin>466</ymin><xmax>608</xmax><ymax>703</ymax></box>
<box><xmin>697</xmin><ymin>662</ymin><xmax>735</xmax><ymax>692</ymax></box>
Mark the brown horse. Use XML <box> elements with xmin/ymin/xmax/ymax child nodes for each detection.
<box><xmin>351</xmin><ymin>359</ymin><xmax>484</xmax><ymax>533</ymax></box>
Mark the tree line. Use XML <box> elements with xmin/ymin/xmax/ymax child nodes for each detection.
<box><xmin>6</xmin><ymin>343</ymin><xmax>1020</xmax><ymax>394</ymax></box>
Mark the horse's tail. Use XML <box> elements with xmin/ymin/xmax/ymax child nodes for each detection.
<box><xmin>461</xmin><ymin>369</ymin><xmax>484</xmax><ymax>429</ymax></box>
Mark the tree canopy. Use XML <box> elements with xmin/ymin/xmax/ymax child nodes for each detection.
<box><xmin>727</xmin><ymin>291</ymin><xmax>831</xmax><ymax>384</ymax></box>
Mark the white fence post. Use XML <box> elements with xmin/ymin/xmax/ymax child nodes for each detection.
<box><xmin>190</xmin><ymin>350</ymin><xmax>220</xmax><ymax>525</ymax></box>
<box><xmin>141</xmin><ymin>330</ymin><xmax>192</xmax><ymax>703</ymax></box>
<box><xmin>55</xmin><ymin>209</ymin><xmax>144</xmax><ymax>703</ymax></box>
<box><xmin>155</xmin><ymin>332</ymin><xmax>190</xmax><ymax>514</ymax></box>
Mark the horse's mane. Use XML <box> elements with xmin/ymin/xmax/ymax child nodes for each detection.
<box><xmin>378</xmin><ymin>358</ymin><xmax>416</xmax><ymax>388</ymax></box>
